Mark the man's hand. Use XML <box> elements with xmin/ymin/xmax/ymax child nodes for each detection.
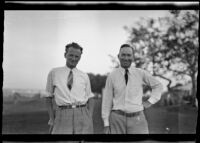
<box><xmin>45</xmin><ymin>97</ymin><xmax>55</xmax><ymax>134</ymax></box>
<box><xmin>143</xmin><ymin>100</ymin><xmax>152</xmax><ymax>109</ymax></box>
<box><xmin>87</xmin><ymin>98</ymin><xmax>95</xmax><ymax>117</ymax></box>
<box><xmin>49</xmin><ymin>125</ymin><xmax>53</xmax><ymax>134</ymax></box>
<box><xmin>104</xmin><ymin>126</ymin><xmax>110</xmax><ymax>134</ymax></box>
<box><xmin>48</xmin><ymin>118</ymin><xmax>54</xmax><ymax>134</ymax></box>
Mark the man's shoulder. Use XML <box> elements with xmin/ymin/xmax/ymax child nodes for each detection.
<box><xmin>52</xmin><ymin>66</ymin><xmax>65</xmax><ymax>71</ymax></box>
<box><xmin>49</xmin><ymin>66</ymin><xmax>66</xmax><ymax>73</ymax></box>
<box><xmin>131</xmin><ymin>66</ymin><xmax>142</xmax><ymax>72</ymax></box>
<box><xmin>75</xmin><ymin>68</ymin><xmax>88</xmax><ymax>77</ymax></box>
<box><xmin>108</xmin><ymin>68</ymin><xmax>120</xmax><ymax>77</ymax></box>
<box><xmin>130</xmin><ymin>66</ymin><xmax>151</xmax><ymax>75</ymax></box>
<box><xmin>109</xmin><ymin>68</ymin><xmax>118</xmax><ymax>74</ymax></box>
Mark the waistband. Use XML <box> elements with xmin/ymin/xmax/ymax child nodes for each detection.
<box><xmin>112</xmin><ymin>110</ymin><xmax>142</xmax><ymax>117</ymax></box>
<box><xmin>58</xmin><ymin>104</ymin><xmax>86</xmax><ymax>109</ymax></box>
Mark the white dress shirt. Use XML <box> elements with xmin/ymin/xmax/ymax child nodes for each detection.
<box><xmin>44</xmin><ymin>66</ymin><xmax>94</xmax><ymax>105</ymax></box>
<box><xmin>102</xmin><ymin>66</ymin><xmax>163</xmax><ymax>126</ymax></box>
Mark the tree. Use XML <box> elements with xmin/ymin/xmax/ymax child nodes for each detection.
<box><xmin>124</xmin><ymin>16</ymin><xmax>174</xmax><ymax>91</ymax></box>
<box><xmin>124</xmin><ymin>10</ymin><xmax>198</xmax><ymax>105</ymax></box>
<box><xmin>88</xmin><ymin>73</ymin><xmax>107</xmax><ymax>94</ymax></box>
<box><xmin>163</xmin><ymin>10</ymin><xmax>198</xmax><ymax>105</ymax></box>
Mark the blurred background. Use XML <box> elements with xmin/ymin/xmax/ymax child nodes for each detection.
<box><xmin>3</xmin><ymin>9</ymin><xmax>198</xmax><ymax>135</ymax></box>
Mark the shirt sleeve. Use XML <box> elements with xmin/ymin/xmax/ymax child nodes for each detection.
<box><xmin>102</xmin><ymin>74</ymin><xmax>114</xmax><ymax>127</ymax></box>
<box><xmin>142</xmin><ymin>70</ymin><xmax>163</xmax><ymax>104</ymax></box>
<box><xmin>86</xmin><ymin>74</ymin><xmax>94</xmax><ymax>99</ymax></box>
<box><xmin>43</xmin><ymin>69</ymin><xmax>55</xmax><ymax>98</ymax></box>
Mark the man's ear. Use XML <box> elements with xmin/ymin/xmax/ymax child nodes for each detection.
<box><xmin>64</xmin><ymin>52</ymin><xmax>66</xmax><ymax>58</ymax></box>
<box><xmin>117</xmin><ymin>54</ymin><xmax>120</xmax><ymax>60</ymax></box>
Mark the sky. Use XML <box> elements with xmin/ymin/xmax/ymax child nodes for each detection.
<box><xmin>3</xmin><ymin>10</ymin><xmax>170</xmax><ymax>90</ymax></box>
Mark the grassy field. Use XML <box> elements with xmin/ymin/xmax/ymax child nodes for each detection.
<box><xmin>2</xmin><ymin>98</ymin><xmax>198</xmax><ymax>134</ymax></box>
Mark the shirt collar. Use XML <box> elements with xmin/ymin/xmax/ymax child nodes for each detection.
<box><xmin>65</xmin><ymin>65</ymin><xmax>77</xmax><ymax>72</ymax></box>
<box><xmin>119</xmin><ymin>66</ymin><xmax>132</xmax><ymax>75</ymax></box>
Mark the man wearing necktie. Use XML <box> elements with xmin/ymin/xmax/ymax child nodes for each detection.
<box><xmin>44</xmin><ymin>42</ymin><xmax>94</xmax><ymax>134</ymax></box>
<box><xmin>102</xmin><ymin>44</ymin><xmax>163</xmax><ymax>134</ymax></box>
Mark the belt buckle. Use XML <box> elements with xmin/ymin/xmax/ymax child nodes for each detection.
<box><xmin>72</xmin><ymin>105</ymin><xmax>76</xmax><ymax>108</ymax></box>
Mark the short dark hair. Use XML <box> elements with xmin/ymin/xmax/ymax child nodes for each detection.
<box><xmin>119</xmin><ymin>44</ymin><xmax>135</xmax><ymax>54</ymax></box>
<box><xmin>65</xmin><ymin>42</ymin><xmax>83</xmax><ymax>53</ymax></box>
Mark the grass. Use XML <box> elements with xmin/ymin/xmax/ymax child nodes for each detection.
<box><xmin>2</xmin><ymin>98</ymin><xmax>198</xmax><ymax>134</ymax></box>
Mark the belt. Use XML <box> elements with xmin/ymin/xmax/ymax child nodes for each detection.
<box><xmin>58</xmin><ymin>104</ymin><xmax>86</xmax><ymax>109</ymax></box>
<box><xmin>112</xmin><ymin>110</ymin><xmax>141</xmax><ymax>117</ymax></box>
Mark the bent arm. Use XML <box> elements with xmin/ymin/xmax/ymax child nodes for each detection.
<box><xmin>142</xmin><ymin>70</ymin><xmax>163</xmax><ymax>105</ymax></box>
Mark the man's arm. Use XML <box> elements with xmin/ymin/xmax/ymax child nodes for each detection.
<box><xmin>101</xmin><ymin>75</ymin><xmax>114</xmax><ymax>133</ymax></box>
<box><xmin>86</xmin><ymin>75</ymin><xmax>95</xmax><ymax>116</ymax></box>
<box><xmin>44</xmin><ymin>69</ymin><xmax>55</xmax><ymax>133</ymax></box>
<box><xmin>143</xmin><ymin>100</ymin><xmax>153</xmax><ymax>109</ymax></box>
<box><xmin>45</xmin><ymin>97</ymin><xmax>55</xmax><ymax>125</ymax></box>
<box><xmin>142</xmin><ymin>70</ymin><xmax>163</xmax><ymax>108</ymax></box>
<box><xmin>87</xmin><ymin>97</ymin><xmax>95</xmax><ymax>116</ymax></box>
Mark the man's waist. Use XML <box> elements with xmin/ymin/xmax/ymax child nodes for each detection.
<box><xmin>58</xmin><ymin>103</ymin><xmax>86</xmax><ymax>109</ymax></box>
<box><xmin>112</xmin><ymin>103</ymin><xmax>144</xmax><ymax>112</ymax></box>
<box><xmin>112</xmin><ymin>110</ymin><xmax>143</xmax><ymax>117</ymax></box>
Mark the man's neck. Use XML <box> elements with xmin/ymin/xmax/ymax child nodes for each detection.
<box><xmin>121</xmin><ymin>66</ymin><xmax>130</xmax><ymax>70</ymax></box>
<box><xmin>66</xmin><ymin>65</ymin><xmax>75</xmax><ymax>70</ymax></box>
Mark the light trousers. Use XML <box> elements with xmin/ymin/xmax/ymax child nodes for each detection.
<box><xmin>109</xmin><ymin>111</ymin><xmax>149</xmax><ymax>134</ymax></box>
<box><xmin>51</xmin><ymin>106</ymin><xmax>93</xmax><ymax>134</ymax></box>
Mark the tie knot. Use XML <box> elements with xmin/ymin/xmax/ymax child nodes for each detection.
<box><xmin>125</xmin><ymin>69</ymin><xmax>128</xmax><ymax>74</ymax></box>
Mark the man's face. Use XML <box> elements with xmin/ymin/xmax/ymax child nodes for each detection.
<box><xmin>65</xmin><ymin>47</ymin><xmax>82</xmax><ymax>69</ymax></box>
<box><xmin>118</xmin><ymin>47</ymin><xmax>134</xmax><ymax>69</ymax></box>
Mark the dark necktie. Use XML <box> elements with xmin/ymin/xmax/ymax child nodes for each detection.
<box><xmin>67</xmin><ymin>70</ymin><xmax>73</xmax><ymax>90</ymax></box>
<box><xmin>125</xmin><ymin>69</ymin><xmax>128</xmax><ymax>85</ymax></box>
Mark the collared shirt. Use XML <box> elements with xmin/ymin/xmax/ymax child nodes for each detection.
<box><xmin>102</xmin><ymin>66</ymin><xmax>163</xmax><ymax>126</ymax></box>
<box><xmin>44</xmin><ymin>66</ymin><xmax>94</xmax><ymax>106</ymax></box>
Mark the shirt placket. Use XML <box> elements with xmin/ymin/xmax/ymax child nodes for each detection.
<box><xmin>124</xmin><ymin>70</ymin><xmax>129</xmax><ymax>112</ymax></box>
<box><xmin>124</xmin><ymin>85</ymin><xmax>128</xmax><ymax>112</ymax></box>
<box><xmin>124</xmin><ymin>84</ymin><xmax>128</xmax><ymax>134</ymax></box>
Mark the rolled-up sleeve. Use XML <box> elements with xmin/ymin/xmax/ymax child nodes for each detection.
<box><xmin>44</xmin><ymin>69</ymin><xmax>54</xmax><ymax>98</ymax></box>
<box><xmin>102</xmin><ymin>74</ymin><xmax>114</xmax><ymax>127</ymax></box>
<box><xmin>142</xmin><ymin>70</ymin><xmax>163</xmax><ymax>104</ymax></box>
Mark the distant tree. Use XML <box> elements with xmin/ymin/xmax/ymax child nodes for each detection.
<box><xmin>108</xmin><ymin>54</ymin><xmax>120</xmax><ymax>68</ymax></box>
<box><xmin>124</xmin><ymin>10</ymin><xmax>198</xmax><ymax>105</ymax></box>
<box><xmin>88</xmin><ymin>73</ymin><xmax>107</xmax><ymax>94</ymax></box>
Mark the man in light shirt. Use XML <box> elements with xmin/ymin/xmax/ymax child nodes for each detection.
<box><xmin>102</xmin><ymin>44</ymin><xmax>163</xmax><ymax>134</ymax></box>
<box><xmin>44</xmin><ymin>42</ymin><xmax>94</xmax><ymax>134</ymax></box>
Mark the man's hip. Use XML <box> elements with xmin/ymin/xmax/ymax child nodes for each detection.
<box><xmin>109</xmin><ymin>110</ymin><xmax>149</xmax><ymax>134</ymax></box>
<box><xmin>52</xmin><ymin>105</ymin><xmax>93</xmax><ymax>134</ymax></box>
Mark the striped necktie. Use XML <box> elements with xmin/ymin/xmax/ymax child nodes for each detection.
<box><xmin>125</xmin><ymin>69</ymin><xmax>128</xmax><ymax>85</ymax></box>
<box><xmin>67</xmin><ymin>70</ymin><xmax>73</xmax><ymax>90</ymax></box>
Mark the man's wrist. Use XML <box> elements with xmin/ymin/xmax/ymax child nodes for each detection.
<box><xmin>148</xmin><ymin>97</ymin><xmax>157</xmax><ymax>104</ymax></box>
<box><xmin>48</xmin><ymin>118</ymin><xmax>54</xmax><ymax>126</ymax></box>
